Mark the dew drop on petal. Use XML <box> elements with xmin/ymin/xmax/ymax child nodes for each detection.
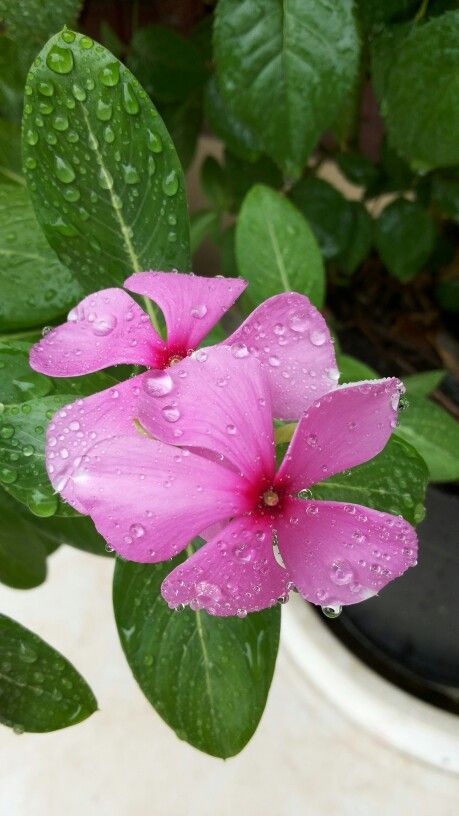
<box><xmin>310</xmin><ymin>330</ymin><xmax>326</xmax><ymax>347</ymax></box>
<box><xmin>144</xmin><ymin>371</ymin><xmax>173</xmax><ymax>397</ymax></box>
<box><xmin>92</xmin><ymin>314</ymin><xmax>117</xmax><ymax>336</ymax></box>
<box><xmin>191</xmin><ymin>304</ymin><xmax>208</xmax><ymax>319</ymax></box>
<box><xmin>231</xmin><ymin>341</ymin><xmax>249</xmax><ymax>359</ymax></box>
<box><xmin>162</xmin><ymin>405</ymin><xmax>180</xmax><ymax>423</ymax></box>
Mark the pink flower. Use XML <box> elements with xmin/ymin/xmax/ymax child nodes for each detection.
<box><xmin>31</xmin><ymin>273</ymin><xmax>337</xmax><ymax>506</ymax></box>
<box><xmin>46</xmin><ymin>345</ymin><xmax>417</xmax><ymax>616</ymax></box>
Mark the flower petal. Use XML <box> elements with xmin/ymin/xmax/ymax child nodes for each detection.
<box><xmin>125</xmin><ymin>271</ymin><xmax>247</xmax><ymax>353</ymax></box>
<box><xmin>276</xmin><ymin>379</ymin><xmax>404</xmax><ymax>492</ymax></box>
<box><xmin>276</xmin><ymin>497</ymin><xmax>417</xmax><ymax>607</ymax></box>
<box><xmin>46</xmin><ymin>375</ymin><xmax>145</xmax><ymax>513</ymax></box>
<box><xmin>224</xmin><ymin>293</ymin><xmax>337</xmax><ymax>420</ymax></box>
<box><xmin>30</xmin><ymin>288</ymin><xmax>164</xmax><ymax>377</ymax></box>
<box><xmin>161</xmin><ymin>516</ymin><xmax>290</xmax><ymax>616</ymax></box>
<box><xmin>66</xmin><ymin>436</ymin><xmax>251</xmax><ymax>562</ymax></box>
<box><xmin>138</xmin><ymin>345</ymin><xmax>275</xmax><ymax>483</ymax></box>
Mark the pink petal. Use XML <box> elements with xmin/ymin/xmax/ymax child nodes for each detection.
<box><xmin>276</xmin><ymin>379</ymin><xmax>404</xmax><ymax>492</ymax></box>
<box><xmin>30</xmin><ymin>288</ymin><xmax>164</xmax><ymax>377</ymax></box>
<box><xmin>224</xmin><ymin>293</ymin><xmax>337</xmax><ymax>420</ymax></box>
<box><xmin>276</xmin><ymin>497</ymin><xmax>417</xmax><ymax>607</ymax></box>
<box><xmin>67</xmin><ymin>436</ymin><xmax>252</xmax><ymax>562</ymax></box>
<box><xmin>161</xmin><ymin>516</ymin><xmax>290</xmax><ymax>616</ymax></box>
<box><xmin>138</xmin><ymin>345</ymin><xmax>275</xmax><ymax>483</ymax></box>
<box><xmin>46</xmin><ymin>375</ymin><xmax>146</xmax><ymax>514</ymax></box>
<box><xmin>125</xmin><ymin>271</ymin><xmax>246</xmax><ymax>354</ymax></box>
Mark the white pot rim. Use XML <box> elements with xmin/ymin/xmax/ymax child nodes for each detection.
<box><xmin>282</xmin><ymin>595</ymin><xmax>459</xmax><ymax>775</ymax></box>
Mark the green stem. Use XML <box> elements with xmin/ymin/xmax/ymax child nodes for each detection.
<box><xmin>415</xmin><ymin>0</ymin><xmax>429</xmax><ymax>21</ymax></box>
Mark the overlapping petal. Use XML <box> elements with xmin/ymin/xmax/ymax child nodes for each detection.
<box><xmin>138</xmin><ymin>345</ymin><xmax>275</xmax><ymax>483</ymax></box>
<box><xmin>46</xmin><ymin>375</ymin><xmax>145</xmax><ymax>513</ymax></box>
<box><xmin>276</xmin><ymin>498</ymin><xmax>417</xmax><ymax>607</ymax></box>
<box><xmin>162</xmin><ymin>516</ymin><xmax>290</xmax><ymax>616</ymax></box>
<box><xmin>30</xmin><ymin>289</ymin><xmax>164</xmax><ymax>377</ymax></box>
<box><xmin>224</xmin><ymin>293</ymin><xmax>337</xmax><ymax>420</ymax></box>
<box><xmin>275</xmin><ymin>379</ymin><xmax>404</xmax><ymax>492</ymax></box>
<box><xmin>125</xmin><ymin>271</ymin><xmax>247</xmax><ymax>353</ymax></box>
<box><xmin>68</xmin><ymin>435</ymin><xmax>252</xmax><ymax>562</ymax></box>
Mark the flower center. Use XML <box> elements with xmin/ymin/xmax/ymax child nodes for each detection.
<box><xmin>168</xmin><ymin>354</ymin><xmax>183</xmax><ymax>366</ymax></box>
<box><xmin>262</xmin><ymin>488</ymin><xmax>280</xmax><ymax>507</ymax></box>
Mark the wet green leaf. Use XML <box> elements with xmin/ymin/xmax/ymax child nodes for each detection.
<box><xmin>375</xmin><ymin>199</ymin><xmax>436</xmax><ymax>281</ymax></box>
<box><xmin>0</xmin><ymin>340</ymin><xmax>53</xmax><ymax>404</ymax></box>
<box><xmin>0</xmin><ymin>185</ymin><xmax>82</xmax><ymax>332</ymax></box>
<box><xmin>214</xmin><ymin>0</ymin><xmax>360</xmax><ymax>176</ymax></box>
<box><xmin>236</xmin><ymin>184</ymin><xmax>324</xmax><ymax>307</ymax></box>
<box><xmin>204</xmin><ymin>75</ymin><xmax>261</xmax><ymax>162</ymax></box>
<box><xmin>0</xmin><ymin>0</ymin><xmax>82</xmax><ymax>47</ymax></box>
<box><xmin>337</xmin><ymin>354</ymin><xmax>378</xmax><ymax>383</ymax></box>
<box><xmin>22</xmin><ymin>30</ymin><xmax>190</xmax><ymax>292</ymax></box>
<box><xmin>0</xmin><ymin>613</ymin><xmax>97</xmax><ymax>732</ymax></box>
<box><xmin>404</xmin><ymin>370</ymin><xmax>445</xmax><ymax>398</ymax></box>
<box><xmin>113</xmin><ymin>550</ymin><xmax>280</xmax><ymax>758</ymax></box>
<box><xmin>395</xmin><ymin>396</ymin><xmax>459</xmax><ymax>481</ymax></box>
<box><xmin>311</xmin><ymin>435</ymin><xmax>428</xmax><ymax>525</ymax></box>
<box><xmin>0</xmin><ymin>489</ymin><xmax>47</xmax><ymax>589</ymax></box>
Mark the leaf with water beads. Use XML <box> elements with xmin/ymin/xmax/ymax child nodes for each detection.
<box><xmin>0</xmin><ymin>613</ymin><xmax>97</xmax><ymax>733</ymax></box>
<box><xmin>22</xmin><ymin>29</ymin><xmax>190</xmax><ymax>293</ymax></box>
<box><xmin>113</xmin><ymin>545</ymin><xmax>281</xmax><ymax>758</ymax></box>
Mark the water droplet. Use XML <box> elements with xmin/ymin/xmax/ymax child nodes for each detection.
<box><xmin>191</xmin><ymin>304</ymin><xmax>207</xmax><ymax>319</ymax></box>
<box><xmin>162</xmin><ymin>405</ymin><xmax>180</xmax><ymax>423</ymax></box>
<box><xmin>129</xmin><ymin>523</ymin><xmax>145</xmax><ymax>539</ymax></box>
<box><xmin>55</xmin><ymin>155</ymin><xmax>75</xmax><ymax>184</ymax></box>
<box><xmin>53</xmin><ymin>114</ymin><xmax>68</xmax><ymax>131</ymax></box>
<box><xmin>96</xmin><ymin>99</ymin><xmax>112</xmax><ymax>122</ymax></box>
<box><xmin>28</xmin><ymin>491</ymin><xmax>58</xmax><ymax>517</ymax></box>
<box><xmin>25</xmin><ymin>157</ymin><xmax>36</xmax><ymax>170</ymax></box>
<box><xmin>268</xmin><ymin>355</ymin><xmax>280</xmax><ymax>367</ymax></box>
<box><xmin>289</xmin><ymin>315</ymin><xmax>309</xmax><ymax>333</ymax></box>
<box><xmin>92</xmin><ymin>314</ymin><xmax>117</xmax><ymax>336</ymax></box>
<box><xmin>144</xmin><ymin>371</ymin><xmax>173</xmax><ymax>397</ymax></box>
<box><xmin>25</xmin><ymin>129</ymin><xmax>38</xmax><ymax>145</ymax></box>
<box><xmin>122</xmin><ymin>163</ymin><xmax>139</xmax><ymax>185</ymax></box>
<box><xmin>194</xmin><ymin>349</ymin><xmax>208</xmax><ymax>362</ymax></box>
<box><xmin>80</xmin><ymin>36</ymin><xmax>94</xmax><ymax>49</ymax></box>
<box><xmin>148</xmin><ymin>155</ymin><xmax>156</xmax><ymax>176</ymax></box>
<box><xmin>19</xmin><ymin>642</ymin><xmax>37</xmax><ymax>663</ymax></box>
<box><xmin>61</xmin><ymin>30</ymin><xmax>76</xmax><ymax>44</ymax></box>
<box><xmin>0</xmin><ymin>467</ymin><xmax>17</xmax><ymax>484</ymax></box>
<box><xmin>330</xmin><ymin>559</ymin><xmax>355</xmax><ymax>586</ymax></box>
<box><xmin>162</xmin><ymin>170</ymin><xmax>178</xmax><ymax>197</ymax></box>
<box><xmin>46</xmin><ymin>45</ymin><xmax>74</xmax><ymax>74</ymax></box>
<box><xmin>38</xmin><ymin>99</ymin><xmax>54</xmax><ymax>115</ymax></box>
<box><xmin>122</xmin><ymin>82</ymin><xmax>139</xmax><ymax>115</ymax></box>
<box><xmin>226</xmin><ymin>424</ymin><xmax>237</xmax><ymax>435</ymax></box>
<box><xmin>103</xmin><ymin>125</ymin><xmax>115</xmax><ymax>143</ymax></box>
<box><xmin>0</xmin><ymin>425</ymin><xmax>14</xmax><ymax>440</ymax></box>
<box><xmin>306</xmin><ymin>433</ymin><xmax>317</xmax><ymax>447</ymax></box>
<box><xmin>63</xmin><ymin>187</ymin><xmax>80</xmax><ymax>202</ymax></box>
<box><xmin>231</xmin><ymin>341</ymin><xmax>249</xmax><ymax>359</ymax></box>
<box><xmin>22</xmin><ymin>445</ymin><xmax>34</xmax><ymax>457</ymax></box>
<box><xmin>97</xmin><ymin>166</ymin><xmax>113</xmax><ymax>190</ymax></box>
<box><xmin>72</xmin><ymin>83</ymin><xmax>86</xmax><ymax>101</ymax></box>
<box><xmin>310</xmin><ymin>330</ymin><xmax>326</xmax><ymax>346</ymax></box>
<box><xmin>38</xmin><ymin>80</ymin><xmax>54</xmax><ymax>97</ymax></box>
<box><xmin>147</xmin><ymin>130</ymin><xmax>162</xmax><ymax>153</ymax></box>
<box><xmin>99</xmin><ymin>61</ymin><xmax>120</xmax><ymax>87</ymax></box>
<box><xmin>321</xmin><ymin>604</ymin><xmax>342</xmax><ymax>619</ymax></box>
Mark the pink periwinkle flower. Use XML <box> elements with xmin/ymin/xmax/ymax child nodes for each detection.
<box><xmin>45</xmin><ymin>345</ymin><xmax>418</xmax><ymax>617</ymax></box>
<box><xmin>30</xmin><ymin>273</ymin><xmax>338</xmax><ymax>508</ymax></box>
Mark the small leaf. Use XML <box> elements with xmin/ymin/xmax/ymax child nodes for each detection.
<box><xmin>236</xmin><ymin>184</ymin><xmax>324</xmax><ymax>307</ymax></box>
<box><xmin>376</xmin><ymin>12</ymin><xmax>459</xmax><ymax>169</ymax></box>
<box><xmin>0</xmin><ymin>489</ymin><xmax>47</xmax><ymax>589</ymax></box>
<box><xmin>311</xmin><ymin>435</ymin><xmax>428</xmax><ymax>525</ymax></box>
<box><xmin>0</xmin><ymin>185</ymin><xmax>82</xmax><ymax>332</ymax></box>
<box><xmin>128</xmin><ymin>25</ymin><xmax>207</xmax><ymax>104</ymax></box>
<box><xmin>0</xmin><ymin>613</ymin><xmax>97</xmax><ymax>732</ymax></box>
<box><xmin>338</xmin><ymin>201</ymin><xmax>373</xmax><ymax>275</ymax></box>
<box><xmin>113</xmin><ymin>551</ymin><xmax>280</xmax><ymax>758</ymax></box>
<box><xmin>335</xmin><ymin>152</ymin><xmax>379</xmax><ymax>188</ymax></box>
<box><xmin>395</xmin><ymin>396</ymin><xmax>459</xmax><ymax>481</ymax></box>
<box><xmin>404</xmin><ymin>370</ymin><xmax>445</xmax><ymax>398</ymax></box>
<box><xmin>224</xmin><ymin>151</ymin><xmax>283</xmax><ymax>212</ymax></box>
<box><xmin>337</xmin><ymin>354</ymin><xmax>378</xmax><ymax>383</ymax></box>
<box><xmin>214</xmin><ymin>0</ymin><xmax>360</xmax><ymax>176</ymax></box>
<box><xmin>290</xmin><ymin>176</ymin><xmax>354</xmax><ymax>260</ymax></box>
<box><xmin>375</xmin><ymin>198</ymin><xmax>436</xmax><ymax>281</ymax></box>
<box><xmin>22</xmin><ymin>30</ymin><xmax>191</xmax><ymax>292</ymax></box>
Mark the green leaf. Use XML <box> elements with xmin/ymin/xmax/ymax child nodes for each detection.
<box><xmin>395</xmin><ymin>396</ymin><xmax>459</xmax><ymax>481</ymax></box>
<box><xmin>0</xmin><ymin>340</ymin><xmax>53</xmax><ymax>404</ymax></box>
<box><xmin>0</xmin><ymin>394</ymin><xmax>72</xmax><ymax>515</ymax></box>
<box><xmin>0</xmin><ymin>119</ymin><xmax>22</xmax><ymax>182</ymax></box>
<box><xmin>431</xmin><ymin>175</ymin><xmax>459</xmax><ymax>223</ymax></box>
<box><xmin>224</xmin><ymin>151</ymin><xmax>283</xmax><ymax>213</ymax></box>
<box><xmin>357</xmin><ymin>0</ymin><xmax>418</xmax><ymax>30</ymax></box>
<box><xmin>370</xmin><ymin>23</ymin><xmax>411</xmax><ymax>105</ymax></box>
<box><xmin>214</xmin><ymin>0</ymin><xmax>360</xmax><ymax>176</ymax></box>
<box><xmin>204</xmin><ymin>75</ymin><xmax>261</xmax><ymax>162</ymax></box>
<box><xmin>160</xmin><ymin>91</ymin><xmax>203</xmax><ymax>171</ymax></box>
<box><xmin>311</xmin><ymin>435</ymin><xmax>428</xmax><ymax>525</ymax></box>
<box><xmin>404</xmin><ymin>370</ymin><xmax>445</xmax><ymax>397</ymax></box>
<box><xmin>0</xmin><ymin>489</ymin><xmax>47</xmax><ymax>589</ymax></box>
<box><xmin>0</xmin><ymin>613</ymin><xmax>97</xmax><ymax>732</ymax></box>
<box><xmin>0</xmin><ymin>0</ymin><xmax>82</xmax><ymax>47</ymax></box>
<box><xmin>337</xmin><ymin>354</ymin><xmax>378</xmax><ymax>383</ymax></box>
<box><xmin>128</xmin><ymin>25</ymin><xmax>207</xmax><ymax>104</ymax></box>
<box><xmin>290</xmin><ymin>176</ymin><xmax>353</xmax><ymax>260</ymax></box>
<box><xmin>201</xmin><ymin>155</ymin><xmax>231</xmax><ymax>211</ymax></box>
<box><xmin>0</xmin><ymin>35</ymin><xmax>29</xmax><ymax>121</ymax></box>
<box><xmin>375</xmin><ymin>199</ymin><xmax>436</xmax><ymax>281</ymax></box>
<box><xmin>236</xmin><ymin>185</ymin><xmax>325</xmax><ymax>307</ymax></box>
<box><xmin>22</xmin><ymin>30</ymin><xmax>190</xmax><ymax>292</ymax></box>
<box><xmin>190</xmin><ymin>209</ymin><xmax>220</xmax><ymax>254</ymax></box>
<box><xmin>0</xmin><ymin>185</ymin><xmax>82</xmax><ymax>332</ymax></box>
<box><xmin>113</xmin><ymin>551</ymin><xmax>280</xmax><ymax>758</ymax></box>
<box><xmin>335</xmin><ymin>152</ymin><xmax>379</xmax><ymax>189</ymax></box>
<box><xmin>27</xmin><ymin>512</ymin><xmax>112</xmax><ymax>557</ymax></box>
<box><xmin>338</xmin><ymin>201</ymin><xmax>373</xmax><ymax>275</ymax></box>
<box><xmin>377</xmin><ymin>12</ymin><xmax>459</xmax><ymax>170</ymax></box>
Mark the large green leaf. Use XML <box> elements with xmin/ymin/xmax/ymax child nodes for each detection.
<box><xmin>22</xmin><ymin>30</ymin><xmax>190</xmax><ymax>292</ymax></box>
<box><xmin>375</xmin><ymin>198</ymin><xmax>436</xmax><ymax>281</ymax></box>
<box><xmin>377</xmin><ymin>12</ymin><xmax>459</xmax><ymax>170</ymax></box>
<box><xmin>128</xmin><ymin>25</ymin><xmax>207</xmax><ymax>104</ymax></box>
<box><xmin>0</xmin><ymin>489</ymin><xmax>47</xmax><ymax>589</ymax></box>
<box><xmin>204</xmin><ymin>75</ymin><xmax>261</xmax><ymax>162</ymax></box>
<box><xmin>404</xmin><ymin>370</ymin><xmax>445</xmax><ymax>398</ymax></box>
<box><xmin>27</xmin><ymin>512</ymin><xmax>113</xmax><ymax>557</ymax></box>
<box><xmin>395</xmin><ymin>396</ymin><xmax>459</xmax><ymax>481</ymax></box>
<box><xmin>0</xmin><ymin>0</ymin><xmax>82</xmax><ymax>47</ymax></box>
<box><xmin>0</xmin><ymin>339</ymin><xmax>53</xmax><ymax>404</ymax></box>
<box><xmin>236</xmin><ymin>184</ymin><xmax>325</xmax><ymax>307</ymax></box>
<box><xmin>0</xmin><ymin>185</ymin><xmax>82</xmax><ymax>331</ymax></box>
<box><xmin>310</xmin><ymin>436</ymin><xmax>428</xmax><ymax>525</ymax></box>
<box><xmin>214</xmin><ymin>0</ymin><xmax>360</xmax><ymax>176</ymax></box>
<box><xmin>0</xmin><ymin>613</ymin><xmax>97</xmax><ymax>732</ymax></box>
<box><xmin>113</xmin><ymin>550</ymin><xmax>280</xmax><ymax>758</ymax></box>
